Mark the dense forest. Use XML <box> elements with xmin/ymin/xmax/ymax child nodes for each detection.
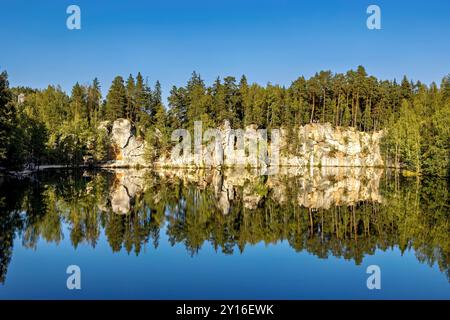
<box><xmin>0</xmin><ymin>66</ymin><xmax>449</xmax><ymax>176</ymax></box>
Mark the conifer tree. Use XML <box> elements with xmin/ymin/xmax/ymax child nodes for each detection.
<box><xmin>70</xmin><ymin>82</ymin><xmax>87</xmax><ymax>121</ymax></box>
<box><xmin>441</xmin><ymin>74</ymin><xmax>450</xmax><ymax>101</ymax></box>
<box><xmin>105</xmin><ymin>76</ymin><xmax>127</xmax><ymax>121</ymax></box>
<box><xmin>87</xmin><ymin>78</ymin><xmax>102</xmax><ymax>124</ymax></box>
<box><xmin>126</xmin><ymin>74</ymin><xmax>136</xmax><ymax>122</ymax></box>
<box><xmin>0</xmin><ymin>71</ymin><xmax>13</xmax><ymax>161</ymax></box>
<box><xmin>135</xmin><ymin>72</ymin><xmax>151</xmax><ymax>136</ymax></box>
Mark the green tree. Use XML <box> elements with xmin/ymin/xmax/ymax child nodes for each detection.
<box><xmin>70</xmin><ymin>82</ymin><xmax>87</xmax><ymax>121</ymax></box>
<box><xmin>86</xmin><ymin>78</ymin><xmax>102</xmax><ymax>124</ymax></box>
<box><xmin>135</xmin><ymin>72</ymin><xmax>152</xmax><ymax>137</ymax></box>
<box><xmin>126</xmin><ymin>74</ymin><xmax>136</xmax><ymax>122</ymax></box>
<box><xmin>105</xmin><ymin>76</ymin><xmax>127</xmax><ymax>121</ymax></box>
<box><xmin>0</xmin><ymin>71</ymin><xmax>14</xmax><ymax>161</ymax></box>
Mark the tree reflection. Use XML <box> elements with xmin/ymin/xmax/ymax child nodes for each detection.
<box><xmin>0</xmin><ymin>168</ymin><xmax>448</xmax><ymax>283</ymax></box>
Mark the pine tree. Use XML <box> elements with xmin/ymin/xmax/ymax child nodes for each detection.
<box><xmin>186</xmin><ymin>71</ymin><xmax>207</xmax><ymax>130</ymax></box>
<box><xmin>289</xmin><ymin>76</ymin><xmax>308</xmax><ymax>125</ymax></box>
<box><xmin>70</xmin><ymin>82</ymin><xmax>87</xmax><ymax>121</ymax></box>
<box><xmin>211</xmin><ymin>77</ymin><xmax>226</xmax><ymax>125</ymax></box>
<box><xmin>135</xmin><ymin>72</ymin><xmax>151</xmax><ymax>136</ymax></box>
<box><xmin>307</xmin><ymin>74</ymin><xmax>321</xmax><ymax>123</ymax></box>
<box><xmin>223</xmin><ymin>76</ymin><xmax>241</xmax><ymax>127</ymax></box>
<box><xmin>400</xmin><ymin>75</ymin><xmax>413</xmax><ymax>101</ymax></box>
<box><xmin>354</xmin><ymin>66</ymin><xmax>368</xmax><ymax>129</ymax></box>
<box><xmin>135</xmin><ymin>72</ymin><xmax>146</xmax><ymax>112</ymax></box>
<box><xmin>126</xmin><ymin>74</ymin><xmax>136</xmax><ymax>122</ymax></box>
<box><xmin>87</xmin><ymin>78</ymin><xmax>102</xmax><ymax>124</ymax></box>
<box><xmin>0</xmin><ymin>71</ymin><xmax>14</xmax><ymax>161</ymax></box>
<box><xmin>145</xmin><ymin>93</ymin><xmax>169</xmax><ymax>162</ymax></box>
<box><xmin>342</xmin><ymin>103</ymin><xmax>352</xmax><ymax>127</ymax></box>
<box><xmin>238</xmin><ymin>76</ymin><xmax>249</xmax><ymax>124</ymax></box>
<box><xmin>441</xmin><ymin>74</ymin><xmax>450</xmax><ymax>101</ymax></box>
<box><xmin>152</xmin><ymin>80</ymin><xmax>162</xmax><ymax>109</ymax></box>
<box><xmin>105</xmin><ymin>76</ymin><xmax>127</xmax><ymax>121</ymax></box>
<box><xmin>167</xmin><ymin>86</ymin><xmax>188</xmax><ymax>129</ymax></box>
<box><xmin>266</xmin><ymin>84</ymin><xmax>283</xmax><ymax>128</ymax></box>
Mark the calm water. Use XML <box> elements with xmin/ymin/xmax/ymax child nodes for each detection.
<box><xmin>0</xmin><ymin>167</ymin><xmax>448</xmax><ymax>299</ymax></box>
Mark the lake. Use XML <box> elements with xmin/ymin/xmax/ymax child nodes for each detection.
<box><xmin>0</xmin><ymin>167</ymin><xmax>448</xmax><ymax>299</ymax></box>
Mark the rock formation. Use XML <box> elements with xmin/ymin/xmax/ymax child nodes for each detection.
<box><xmin>104</xmin><ymin>119</ymin><xmax>384</xmax><ymax>168</ymax></box>
<box><xmin>279</xmin><ymin>123</ymin><xmax>384</xmax><ymax>167</ymax></box>
<box><xmin>102</xmin><ymin>119</ymin><xmax>147</xmax><ymax>167</ymax></box>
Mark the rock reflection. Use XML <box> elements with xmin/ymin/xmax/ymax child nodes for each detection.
<box><xmin>108</xmin><ymin>170</ymin><xmax>147</xmax><ymax>214</ymax></box>
<box><xmin>151</xmin><ymin>167</ymin><xmax>383</xmax><ymax>214</ymax></box>
<box><xmin>0</xmin><ymin>169</ymin><xmax>448</xmax><ymax>284</ymax></box>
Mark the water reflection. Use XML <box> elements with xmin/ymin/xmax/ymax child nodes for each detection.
<box><xmin>0</xmin><ymin>168</ymin><xmax>448</xmax><ymax>285</ymax></box>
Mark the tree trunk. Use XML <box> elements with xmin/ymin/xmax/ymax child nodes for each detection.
<box><xmin>321</xmin><ymin>89</ymin><xmax>326</xmax><ymax>123</ymax></box>
<box><xmin>310</xmin><ymin>95</ymin><xmax>315</xmax><ymax>123</ymax></box>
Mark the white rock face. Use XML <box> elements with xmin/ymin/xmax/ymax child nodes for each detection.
<box><xmin>105</xmin><ymin>119</ymin><xmax>147</xmax><ymax>167</ymax></box>
<box><xmin>278</xmin><ymin>123</ymin><xmax>384</xmax><ymax>168</ymax></box>
<box><xmin>154</xmin><ymin>121</ymin><xmax>383</xmax><ymax>168</ymax></box>
<box><xmin>104</xmin><ymin>119</ymin><xmax>384</xmax><ymax>168</ymax></box>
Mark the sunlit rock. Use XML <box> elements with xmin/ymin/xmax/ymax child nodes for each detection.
<box><xmin>104</xmin><ymin>119</ymin><xmax>147</xmax><ymax>167</ymax></box>
<box><xmin>104</xmin><ymin>119</ymin><xmax>384</xmax><ymax>169</ymax></box>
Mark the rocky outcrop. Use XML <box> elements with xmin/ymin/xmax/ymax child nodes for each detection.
<box><xmin>152</xmin><ymin>121</ymin><xmax>384</xmax><ymax>168</ymax></box>
<box><xmin>104</xmin><ymin>119</ymin><xmax>383</xmax><ymax>168</ymax></box>
<box><xmin>101</xmin><ymin>119</ymin><xmax>147</xmax><ymax>167</ymax></box>
<box><xmin>278</xmin><ymin>123</ymin><xmax>384</xmax><ymax>167</ymax></box>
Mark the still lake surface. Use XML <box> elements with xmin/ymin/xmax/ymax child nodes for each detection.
<box><xmin>0</xmin><ymin>167</ymin><xmax>448</xmax><ymax>299</ymax></box>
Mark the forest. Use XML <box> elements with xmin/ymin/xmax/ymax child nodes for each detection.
<box><xmin>0</xmin><ymin>66</ymin><xmax>449</xmax><ymax>176</ymax></box>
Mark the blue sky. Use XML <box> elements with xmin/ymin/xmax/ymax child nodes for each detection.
<box><xmin>1</xmin><ymin>0</ymin><xmax>449</xmax><ymax>102</ymax></box>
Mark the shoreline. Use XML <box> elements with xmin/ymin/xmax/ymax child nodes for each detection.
<box><xmin>1</xmin><ymin>162</ymin><xmax>399</xmax><ymax>177</ymax></box>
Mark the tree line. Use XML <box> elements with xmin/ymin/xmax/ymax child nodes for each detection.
<box><xmin>0</xmin><ymin>67</ymin><xmax>449</xmax><ymax>176</ymax></box>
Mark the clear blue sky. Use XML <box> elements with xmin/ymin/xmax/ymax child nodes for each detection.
<box><xmin>1</xmin><ymin>0</ymin><xmax>449</xmax><ymax>103</ymax></box>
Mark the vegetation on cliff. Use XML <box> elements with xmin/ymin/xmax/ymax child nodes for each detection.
<box><xmin>0</xmin><ymin>67</ymin><xmax>449</xmax><ymax>175</ymax></box>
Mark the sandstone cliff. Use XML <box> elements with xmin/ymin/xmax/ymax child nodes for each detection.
<box><xmin>104</xmin><ymin>119</ymin><xmax>384</xmax><ymax>168</ymax></box>
<box><xmin>101</xmin><ymin>119</ymin><xmax>147</xmax><ymax>167</ymax></box>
